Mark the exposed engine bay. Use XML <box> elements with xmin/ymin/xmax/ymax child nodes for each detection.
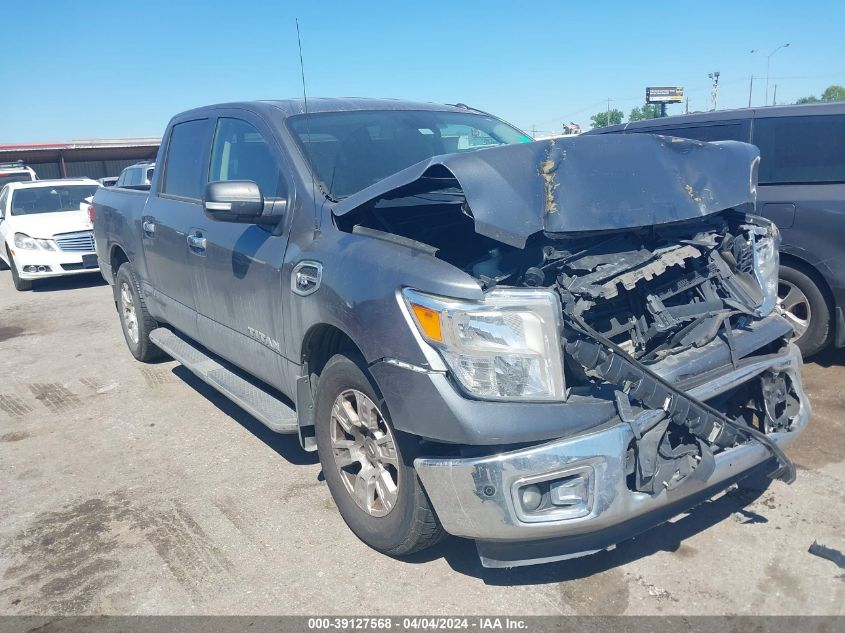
<box><xmin>473</xmin><ymin>212</ymin><xmax>777</xmax><ymax>362</ymax></box>
<box><xmin>334</xmin><ymin>135</ymin><xmax>799</xmax><ymax>493</ymax></box>
<box><xmin>340</xmin><ymin>194</ymin><xmax>798</xmax><ymax>492</ymax></box>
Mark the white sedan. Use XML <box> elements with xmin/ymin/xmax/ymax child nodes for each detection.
<box><xmin>0</xmin><ymin>178</ymin><xmax>101</xmax><ymax>291</ymax></box>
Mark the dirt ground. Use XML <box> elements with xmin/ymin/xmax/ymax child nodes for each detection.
<box><xmin>0</xmin><ymin>273</ymin><xmax>843</xmax><ymax>616</ymax></box>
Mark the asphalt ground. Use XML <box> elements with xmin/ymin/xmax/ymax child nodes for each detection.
<box><xmin>1</xmin><ymin>272</ymin><xmax>843</xmax><ymax>615</ymax></box>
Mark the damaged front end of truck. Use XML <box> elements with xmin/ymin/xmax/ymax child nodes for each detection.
<box><xmin>332</xmin><ymin>133</ymin><xmax>810</xmax><ymax>567</ymax></box>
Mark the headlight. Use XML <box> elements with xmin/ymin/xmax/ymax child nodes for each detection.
<box><xmin>403</xmin><ymin>288</ymin><xmax>566</xmax><ymax>401</ymax></box>
<box><xmin>750</xmin><ymin>223</ymin><xmax>780</xmax><ymax>316</ymax></box>
<box><xmin>13</xmin><ymin>233</ymin><xmax>37</xmax><ymax>250</ymax></box>
<box><xmin>36</xmin><ymin>239</ymin><xmax>55</xmax><ymax>251</ymax></box>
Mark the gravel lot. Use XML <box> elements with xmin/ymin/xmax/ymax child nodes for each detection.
<box><xmin>1</xmin><ymin>272</ymin><xmax>843</xmax><ymax>616</ymax></box>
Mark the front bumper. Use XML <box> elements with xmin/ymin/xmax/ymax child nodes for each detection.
<box><xmin>414</xmin><ymin>343</ymin><xmax>809</xmax><ymax>567</ymax></box>
<box><xmin>12</xmin><ymin>247</ymin><xmax>99</xmax><ymax>279</ymax></box>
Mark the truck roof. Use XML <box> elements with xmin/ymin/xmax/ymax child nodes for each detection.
<box><xmin>588</xmin><ymin>101</ymin><xmax>845</xmax><ymax>135</ymax></box>
<box><xmin>174</xmin><ymin>98</ymin><xmax>482</xmax><ymax>121</ymax></box>
<box><xmin>4</xmin><ymin>178</ymin><xmax>98</xmax><ymax>191</ymax></box>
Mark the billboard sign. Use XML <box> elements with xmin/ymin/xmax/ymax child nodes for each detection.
<box><xmin>646</xmin><ymin>87</ymin><xmax>684</xmax><ymax>104</ymax></box>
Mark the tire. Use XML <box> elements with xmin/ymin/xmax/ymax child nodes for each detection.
<box><xmin>7</xmin><ymin>248</ymin><xmax>32</xmax><ymax>291</ymax></box>
<box><xmin>0</xmin><ymin>250</ymin><xmax>9</xmax><ymax>271</ymax></box>
<box><xmin>314</xmin><ymin>353</ymin><xmax>444</xmax><ymax>556</ymax></box>
<box><xmin>777</xmin><ymin>263</ymin><xmax>831</xmax><ymax>358</ymax></box>
<box><xmin>115</xmin><ymin>262</ymin><xmax>164</xmax><ymax>362</ymax></box>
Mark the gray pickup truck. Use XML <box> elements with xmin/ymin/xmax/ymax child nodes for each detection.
<box><xmin>93</xmin><ymin>98</ymin><xmax>810</xmax><ymax>568</ymax></box>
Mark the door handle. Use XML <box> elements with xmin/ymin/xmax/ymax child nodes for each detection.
<box><xmin>142</xmin><ymin>220</ymin><xmax>156</xmax><ymax>238</ymax></box>
<box><xmin>187</xmin><ymin>232</ymin><xmax>207</xmax><ymax>255</ymax></box>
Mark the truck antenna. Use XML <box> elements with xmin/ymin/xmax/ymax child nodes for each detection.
<box><xmin>296</xmin><ymin>18</ymin><xmax>320</xmax><ymax>232</ymax></box>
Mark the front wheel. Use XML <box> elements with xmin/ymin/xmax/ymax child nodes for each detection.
<box><xmin>314</xmin><ymin>353</ymin><xmax>444</xmax><ymax>556</ymax></box>
<box><xmin>7</xmin><ymin>248</ymin><xmax>32</xmax><ymax>291</ymax></box>
<box><xmin>776</xmin><ymin>263</ymin><xmax>831</xmax><ymax>358</ymax></box>
<box><xmin>115</xmin><ymin>262</ymin><xmax>163</xmax><ymax>362</ymax></box>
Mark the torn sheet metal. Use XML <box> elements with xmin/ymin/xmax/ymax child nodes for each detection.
<box><xmin>332</xmin><ymin>135</ymin><xmax>760</xmax><ymax>248</ymax></box>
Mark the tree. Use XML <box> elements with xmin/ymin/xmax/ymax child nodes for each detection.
<box><xmin>590</xmin><ymin>108</ymin><xmax>624</xmax><ymax>129</ymax></box>
<box><xmin>821</xmin><ymin>85</ymin><xmax>845</xmax><ymax>102</ymax></box>
<box><xmin>628</xmin><ymin>104</ymin><xmax>664</xmax><ymax>122</ymax></box>
<box><xmin>795</xmin><ymin>85</ymin><xmax>845</xmax><ymax>104</ymax></box>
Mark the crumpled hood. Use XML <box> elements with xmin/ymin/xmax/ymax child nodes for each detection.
<box><xmin>332</xmin><ymin>134</ymin><xmax>760</xmax><ymax>248</ymax></box>
<box><xmin>8</xmin><ymin>209</ymin><xmax>92</xmax><ymax>240</ymax></box>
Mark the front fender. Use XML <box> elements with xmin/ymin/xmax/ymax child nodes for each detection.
<box><xmin>284</xmin><ymin>228</ymin><xmax>482</xmax><ymax>371</ymax></box>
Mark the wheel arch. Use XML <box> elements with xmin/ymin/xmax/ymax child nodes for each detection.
<box><xmin>300</xmin><ymin>322</ymin><xmax>363</xmax><ymax>379</ymax></box>
<box><xmin>109</xmin><ymin>242</ymin><xmax>130</xmax><ymax>274</ymax></box>
<box><xmin>295</xmin><ymin>322</ymin><xmax>369</xmax><ymax>452</ymax></box>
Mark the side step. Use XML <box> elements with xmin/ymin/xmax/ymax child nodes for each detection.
<box><xmin>149</xmin><ymin>328</ymin><xmax>298</xmax><ymax>433</ymax></box>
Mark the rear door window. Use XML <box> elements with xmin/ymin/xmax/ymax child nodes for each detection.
<box><xmin>162</xmin><ymin>119</ymin><xmax>212</xmax><ymax>199</ymax></box>
<box><xmin>753</xmin><ymin>115</ymin><xmax>845</xmax><ymax>184</ymax></box>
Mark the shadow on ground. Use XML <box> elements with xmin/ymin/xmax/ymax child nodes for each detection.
<box><xmin>403</xmin><ymin>482</ymin><xmax>769</xmax><ymax>585</ymax></box>
<box><xmin>166</xmin><ymin>348</ymin><xmax>775</xmax><ymax>585</ymax></box>
<box><xmin>172</xmin><ymin>364</ymin><xmax>318</xmax><ymax>466</ymax></box>
<box><xmin>808</xmin><ymin>346</ymin><xmax>845</xmax><ymax>368</ymax></box>
<box><xmin>31</xmin><ymin>273</ymin><xmax>108</xmax><ymax>293</ymax></box>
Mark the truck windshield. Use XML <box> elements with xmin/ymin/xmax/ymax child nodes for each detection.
<box><xmin>0</xmin><ymin>172</ymin><xmax>34</xmax><ymax>188</ymax></box>
<box><xmin>287</xmin><ymin>110</ymin><xmax>530</xmax><ymax>199</ymax></box>
<box><xmin>10</xmin><ymin>185</ymin><xmax>99</xmax><ymax>215</ymax></box>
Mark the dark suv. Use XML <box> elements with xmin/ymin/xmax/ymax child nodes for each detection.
<box><xmin>588</xmin><ymin>102</ymin><xmax>845</xmax><ymax>357</ymax></box>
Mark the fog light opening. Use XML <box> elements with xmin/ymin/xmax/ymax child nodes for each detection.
<box><xmin>514</xmin><ymin>465</ymin><xmax>595</xmax><ymax>523</ymax></box>
<box><xmin>23</xmin><ymin>265</ymin><xmax>51</xmax><ymax>273</ymax></box>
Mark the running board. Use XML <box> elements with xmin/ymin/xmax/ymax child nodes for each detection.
<box><xmin>149</xmin><ymin>328</ymin><xmax>298</xmax><ymax>433</ymax></box>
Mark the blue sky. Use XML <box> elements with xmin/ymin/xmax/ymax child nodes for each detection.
<box><xmin>2</xmin><ymin>0</ymin><xmax>844</xmax><ymax>142</ymax></box>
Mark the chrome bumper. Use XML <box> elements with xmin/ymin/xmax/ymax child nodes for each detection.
<box><xmin>414</xmin><ymin>344</ymin><xmax>809</xmax><ymax>546</ymax></box>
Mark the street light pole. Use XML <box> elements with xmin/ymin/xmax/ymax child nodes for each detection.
<box><xmin>765</xmin><ymin>43</ymin><xmax>790</xmax><ymax>106</ymax></box>
<box><xmin>749</xmin><ymin>49</ymin><xmax>758</xmax><ymax>107</ymax></box>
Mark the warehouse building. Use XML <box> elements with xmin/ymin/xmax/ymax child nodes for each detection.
<box><xmin>0</xmin><ymin>138</ymin><xmax>160</xmax><ymax>180</ymax></box>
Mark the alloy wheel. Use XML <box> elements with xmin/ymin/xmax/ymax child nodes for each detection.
<box><xmin>776</xmin><ymin>280</ymin><xmax>811</xmax><ymax>340</ymax></box>
<box><xmin>120</xmin><ymin>281</ymin><xmax>140</xmax><ymax>344</ymax></box>
<box><xmin>329</xmin><ymin>389</ymin><xmax>399</xmax><ymax>517</ymax></box>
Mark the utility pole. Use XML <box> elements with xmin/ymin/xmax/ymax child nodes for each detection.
<box><xmin>750</xmin><ymin>49</ymin><xmax>759</xmax><ymax>106</ymax></box>
<box><xmin>708</xmin><ymin>71</ymin><xmax>721</xmax><ymax>111</ymax></box>
<box><xmin>607</xmin><ymin>97</ymin><xmax>611</xmax><ymax>126</ymax></box>
<box><xmin>765</xmin><ymin>43</ymin><xmax>790</xmax><ymax>106</ymax></box>
<box><xmin>773</xmin><ymin>84</ymin><xmax>778</xmax><ymax>106</ymax></box>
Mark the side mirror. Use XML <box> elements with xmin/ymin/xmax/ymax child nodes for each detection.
<box><xmin>203</xmin><ymin>180</ymin><xmax>282</xmax><ymax>224</ymax></box>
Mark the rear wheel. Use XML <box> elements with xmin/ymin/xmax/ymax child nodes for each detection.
<box><xmin>7</xmin><ymin>248</ymin><xmax>32</xmax><ymax>291</ymax></box>
<box><xmin>115</xmin><ymin>262</ymin><xmax>163</xmax><ymax>362</ymax></box>
<box><xmin>314</xmin><ymin>353</ymin><xmax>444</xmax><ymax>556</ymax></box>
<box><xmin>777</xmin><ymin>263</ymin><xmax>831</xmax><ymax>358</ymax></box>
